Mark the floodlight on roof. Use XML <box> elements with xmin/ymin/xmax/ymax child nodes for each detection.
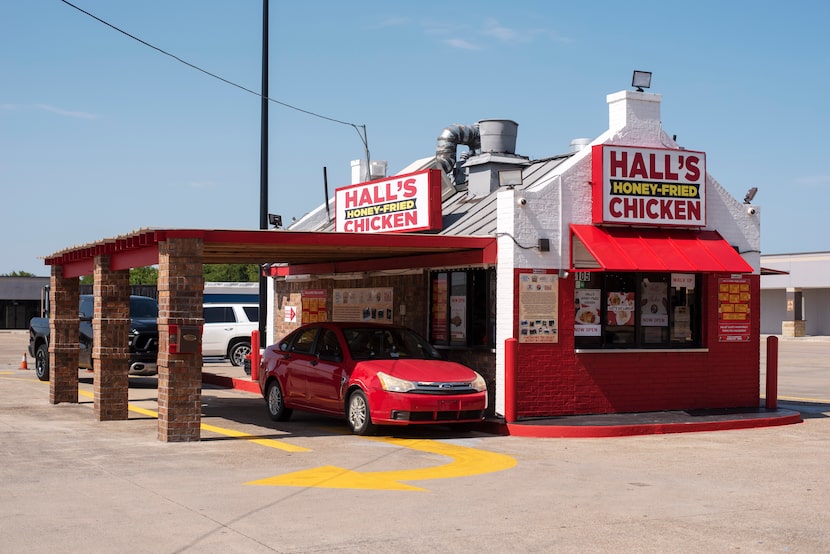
<box><xmin>632</xmin><ymin>70</ymin><xmax>652</xmax><ymax>92</ymax></box>
<box><xmin>498</xmin><ymin>168</ymin><xmax>523</xmax><ymax>189</ymax></box>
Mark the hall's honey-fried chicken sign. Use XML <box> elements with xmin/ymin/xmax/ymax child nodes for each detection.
<box><xmin>592</xmin><ymin>145</ymin><xmax>706</xmax><ymax>227</ymax></box>
<box><xmin>335</xmin><ymin>169</ymin><xmax>443</xmax><ymax>233</ymax></box>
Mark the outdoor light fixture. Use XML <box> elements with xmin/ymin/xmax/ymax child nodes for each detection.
<box><xmin>499</xmin><ymin>168</ymin><xmax>523</xmax><ymax>189</ymax></box>
<box><xmin>632</xmin><ymin>70</ymin><xmax>652</xmax><ymax>92</ymax></box>
<box><xmin>268</xmin><ymin>213</ymin><xmax>282</xmax><ymax>228</ymax></box>
<box><xmin>743</xmin><ymin>187</ymin><xmax>758</xmax><ymax>204</ymax></box>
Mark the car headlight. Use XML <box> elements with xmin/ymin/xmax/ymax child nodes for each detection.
<box><xmin>377</xmin><ymin>372</ymin><xmax>416</xmax><ymax>393</ymax></box>
<box><xmin>471</xmin><ymin>372</ymin><xmax>487</xmax><ymax>392</ymax></box>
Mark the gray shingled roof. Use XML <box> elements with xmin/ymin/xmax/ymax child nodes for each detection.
<box><xmin>290</xmin><ymin>153</ymin><xmax>574</xmax><ymax>237</ymax></box>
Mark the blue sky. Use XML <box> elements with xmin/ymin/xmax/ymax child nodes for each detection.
<box><xmin>2</xmin><ymin>0</ymin><xmax>829</xmax><ymax>276</ymax></box>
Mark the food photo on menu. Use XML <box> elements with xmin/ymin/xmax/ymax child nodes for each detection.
<box><xmin>606</xmin><ymin>291</ymin><xmax>634</xmax><ymax>326</ymax></box>
<box><xmin>575</xmin><ymin>289</ymin><xmax>601</xmax><ymax>326</ymax></box>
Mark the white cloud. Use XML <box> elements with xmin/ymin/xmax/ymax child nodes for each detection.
<box><xmin>795</xmin><ymin>175</ymin><xmax>830</xmax><ymax>187</ymax></box>
<box><xmin>443</xmin><ymin>38</ymin><xmax>480</xmax><ymax>51</ymax></box>
<box><xmin>482</xmin><ymin>18</ymin><xmax>519</xmax><ymax>42</ymax></box>
<box><xmin>33</xmin><ymin>104</ymin><xmax>101</xmax><ymax>120</ymax></box>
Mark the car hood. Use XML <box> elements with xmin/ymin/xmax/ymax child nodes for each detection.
<box><xmin>356</xmin><ymin>358</ymin><xmax>478</xmax><ymax>382</ymax></box>
<box><xmin>131</xmin><ymin>317</ymin><xmax>158</xmax><ymax>331</ymax></box>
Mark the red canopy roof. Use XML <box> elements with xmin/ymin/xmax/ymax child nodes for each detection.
<box><xmin>570</xmin><ymin>225</ymin><xmax>753</xmax><ymax>273</ymax></box>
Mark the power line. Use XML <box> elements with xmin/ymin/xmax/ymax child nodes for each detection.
<box><xmin>59</xmin><ymin>0</ymin><xmax>369</xmax><ymax>149</ymax></box>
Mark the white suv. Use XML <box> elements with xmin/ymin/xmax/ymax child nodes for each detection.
<box><xmin>202</xmin><ymin>303</ymin><xmax>259</xmax><ymax>366</ymax></box>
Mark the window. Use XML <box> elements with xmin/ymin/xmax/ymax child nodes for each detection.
<box><xmin>242</xmin><ymin>306</ymin><xmax>259</xmax><ymax>322</ymax></box>
<box><xmin>574</xmin><ymin>272</ymin><xmax>700</xmax><ymax>349</ymax></box>
<box><xmin>317</xmin><ymin>328</ymin><xmax>342</xmax><ymax>362</ymax></box>
<box><xmin>430</xmin><ymin>269</ymin><xmax>496</xmax><ymax>349</ymax></box>
<box><xmin>290</xmin><ymin>326</ymin><xmax>319</xmax><ymax>354</ymax></box>
<box><xmin>204</xmin><ymin>306</ymin><xmax>236</xmax><ymax>324</ymax></box>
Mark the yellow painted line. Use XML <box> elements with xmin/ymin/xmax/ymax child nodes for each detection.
<box><xmin>247</xmin><ymin>435</ymin><xmax>517</xmax><ymax>491</ymax></box>
<box><xmin>200</xmin><ymin>422</ymin><xmax>310</xmax><ymax>452</ymax></box>
<box><xmin>77</xmin><ymin>388</ymin><xmax>309</xmax><ymax>452</ymax></box>
<box><xmin>777</xmin><ymin>395</ymin><xmax>830</xmax><ymax>404</ymax></box>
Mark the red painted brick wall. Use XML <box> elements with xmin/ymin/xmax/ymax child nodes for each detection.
<box><xmin>513</xmin><ymin>270</ymin><xmax>761</xmax><ymax>417</ymax></box>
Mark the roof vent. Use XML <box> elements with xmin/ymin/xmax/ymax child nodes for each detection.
<box><xmin>569</xmin><ymin>138</ymin><xmax>591</xmax><ymax>152</ymax></box>
<box><xmin>478</xmin><ymin>119</ymin><xmax>518</xmax><ymax>154</ymax></box>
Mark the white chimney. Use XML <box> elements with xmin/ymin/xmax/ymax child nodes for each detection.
<box><xmin>351</xmin><ymin>159</ymin><xmax>388</xmax><ymax>184</ymax></box>
<box><xmin>607</xmin><ymin>90</ymin><xmax>662</xmax><ymax>134</ymax></box>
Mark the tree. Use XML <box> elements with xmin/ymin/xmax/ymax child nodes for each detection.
<box><xmin>1</xmin><ymin>270</ymin><xmax>37</xmax><ymax>277</ymax></box>
<box><xmin>130</xmin><ymin>266</ymin><xmax>158</xmax><ymax>285</ymax></box>
<box><xmin>203</xmin><ymin>264</ymin><xmax>259</xmax><ymax>282</ymax></box>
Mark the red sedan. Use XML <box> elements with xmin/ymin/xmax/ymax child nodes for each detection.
<box><xmin>258</xmin><ymin>322</ymin><xmax>488</xmax><ymax>435</ymax></box>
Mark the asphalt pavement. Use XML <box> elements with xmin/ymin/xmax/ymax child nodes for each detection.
<box><xmin>1</xmin><ymin>330</ymin><xmax>829</xmax><ymax>553</ymax></box>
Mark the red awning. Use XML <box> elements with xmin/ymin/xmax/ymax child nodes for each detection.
<box><xmin>570</xmin><ymin>225</ymin><xmax>754</xmax><ymax>273</ymax></box>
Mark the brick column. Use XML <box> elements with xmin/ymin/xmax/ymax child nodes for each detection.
<box><xmin>157</xmin><ymin>238</ymin><xmax>204</xmax><ymax>442</ymax></box>
<box><xmin>49</xmin><ymin>265</ymin><xmax>79</xmax><ymax>404</ymax></box>
<box><xmin>92</xmin><ymin>257</ymin><xmax>130</xmax><ymax>420</ymax></box>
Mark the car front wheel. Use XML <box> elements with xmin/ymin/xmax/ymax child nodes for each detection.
<box><xmin>347</xmin><ymin>389</ymin><xmax>376</xmax><ymax>435</ymax></box>
<box><xmin>35</xmin><ymin>344</ymin><xmax>49</xmax><ymax>382</ymax></box>
<box><xmin>266</xmin><ymin>380</ymin><xmax>292</xmax><ymax>422</ymax></box>
<box><xmin>229</xmin><ymin>341</ymin><xmax>251</xmax><ymax>367</ymax></box>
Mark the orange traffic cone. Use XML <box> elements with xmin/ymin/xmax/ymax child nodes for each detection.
<box><xmin>19</xmin><ymin>353</ymin><xmax>28</xmax><ymax>370</ymax></box>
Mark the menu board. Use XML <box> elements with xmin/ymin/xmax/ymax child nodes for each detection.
<box><xmin>301</xmin><ymin>289</ymin><xmax>328</xmax><ymax>323</ymax></box>
<box><xmin>718</xmin><ymin>277</ymin><xmax>751</xmax><ymax>342</ymax></box>
<box><xmin>518</xmin><ymin>272</ymin><xmax>558</xmax><ymax>343</ymax></box>
<box><xmin>332</xmin><ymin>288</ymin><xmax>393</xmax><ymax>324</ymax></box>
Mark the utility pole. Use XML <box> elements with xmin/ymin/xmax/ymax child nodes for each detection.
<box><xmin>258</xmin><ymin>0</ymin><xmax>269</xmax><ymax>340</ymax></box>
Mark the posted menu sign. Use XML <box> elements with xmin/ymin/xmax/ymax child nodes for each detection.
<box><xmin>718</xmin><ymin>277</ymin><xmax>751</xmax><ymax>342</ymax></box>
<box><xmin>518</xmin><ymin>271</ymin><xmax>558</xmax><ymax>343</ymax></box>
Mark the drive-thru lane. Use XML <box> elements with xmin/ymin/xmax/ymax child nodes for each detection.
<box><xmin>2</xmin><ymin>331</ymin><xmax>830</xmax><ymax>552</ymax></box>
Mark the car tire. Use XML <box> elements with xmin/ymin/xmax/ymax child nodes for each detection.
<box><xmin>229</xmin><ymin>341</ymin><xmax>251</xmax><ymax>367</ymax></box>
<box><xmin>347</xmin><ymin>389</ymin><xmax>376</xmax><ymax>436</ymax></box>
<box><xmin>266</xmin><ymin>380</ymin><xmax>292</xmax><ymax>422</ymax></box>
<box><xmin>35</xmin><ymin>343</ymin><xmax>50</xmax><ymax>382</ymax></box>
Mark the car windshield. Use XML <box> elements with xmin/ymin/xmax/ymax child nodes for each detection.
<box><xmin>343</xmin><ymin>327</ymin><xmax>443</xmax><ymax>361</ymax></box>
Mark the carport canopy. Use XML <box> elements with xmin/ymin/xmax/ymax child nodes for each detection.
<box><xmin>44</xmin><ymin>228</ymin><xmax>497</xmax><ymax>277</ymax></box>
<box><xmin>42</xmin><ymin>228</ymin><xmax>496</xmax><ymax>442</ymax></box>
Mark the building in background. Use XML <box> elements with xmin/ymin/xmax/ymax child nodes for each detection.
<box><xmin>760</xmin><ymin>252</ymin><xmax>830</xmax><ymax>336</ymax></box>
<box><xmin>0</xmin><ymin>276</ymin><xmax>49</xmax><ymax>329</ymax></box>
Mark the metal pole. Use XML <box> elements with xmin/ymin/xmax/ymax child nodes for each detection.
<box><xmin>765</xmin><ymin>335</ymin><xmax>779</xmax><ymax>410</ymax></box>
<box><xmin>258</xmin><ymin>0</ymin><xmax>269</xmax><ymax>340</ymax></box>
<box><xmin>504</xmin><ymin>337</ymin><xmax>518</xmax><ymax>423</ymax></box>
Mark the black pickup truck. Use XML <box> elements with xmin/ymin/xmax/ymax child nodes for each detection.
<box><xmin>28</xmin><ymin>294</ymin><xmax>159</xmax><ymax>381</ymax></box>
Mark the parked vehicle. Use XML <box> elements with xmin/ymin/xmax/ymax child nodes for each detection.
<box><xmin>258</xmin><ymin>322</ymin><xmax>487</xmax><ymax>435</ymax></box>
<box><xmin>27</xmin><ymin>295</ymin><xmax>159</xmax><ymax>382</ymax></box>
<box><xmin>202</xmin><ymin>303</ymin><xmax>259</xmax><ymax>366</ymax></box>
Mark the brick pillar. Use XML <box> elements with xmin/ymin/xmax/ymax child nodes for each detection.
<box><xmin>157</xmin><ymin>238</ymin><xmax>204</xmax><ymax>442</ymax></box>
<box><xmin>49</xmin><ymin>265</ymin><xmax>79</xmax><ymax>404</ymax></box>
<box><xmin>92</xmin><ymin>257</ymin><xmax>130</xmax><ymax>420</ymax></box>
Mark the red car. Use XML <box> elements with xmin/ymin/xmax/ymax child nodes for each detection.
<box><xmin>258</xmin><ymin>322</ymin><xmax>488</xmax><ymax>435</ymax></box>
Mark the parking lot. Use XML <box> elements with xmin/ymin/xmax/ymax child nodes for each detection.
<box><xmin>1</xmin><ymin>330</ymin><xmax>829</xmax><ymax>553</ymax></box>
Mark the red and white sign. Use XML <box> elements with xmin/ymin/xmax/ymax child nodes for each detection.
<box><xmin>335</xmin><ymin>169</ymin><xmax>443</xmax><ymax>233</ymax></box>
<box><xmin>284</xmin><ymin>306</ymin><xmax>297</xmax><ymax>323</ymax></box>
<box><xmin>592</xmin><ymin>145</ymin><xmax>706</xmax><ymax>227</ymax></box>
